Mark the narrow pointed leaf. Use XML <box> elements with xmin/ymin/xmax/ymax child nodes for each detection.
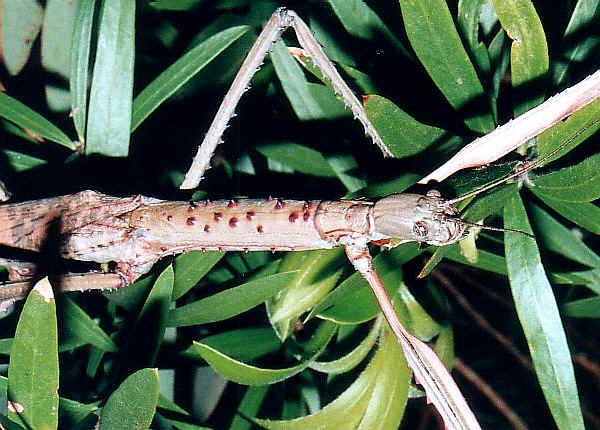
<box><xmin>310</xmin><ymin>317</ymin><xmax>381</xmax><ymax>374</ymax></box>
<box><xmin>536</xmin><ymin>197</ymin><xmax>600</xmax><ymax>234</ymax></box>
<box><xmin>528</xmin><ymin>203</ymin><xmax>600</xmax><ymax>268</ymax></box>
<box><xmin>131</xmin><ymin>26</ymin><xmax>251</xmax><ymax>131</ymax></box>
<box><xmin>100</xmin><ymin>368</ymin><xmax>159</xmax><ymax>429</ymax></box>
<box><xmin>271</xmin><ymin>41</ymin><xmax>325</xmax><ymax>121</ymax></box>
<box><xmin>7</xmin><ymin>278</ymin><xmax>59</xmax><ymax>430</ymax></box>
<box><xmin>42</xmin><ymin>0</ymin><xmax>79</xmax><ymax>111</ymax></box>
<box><xmin>532</xmin><ymin>152</ymin><xmax>600</xmax><ymax>202</ymax></box>
<box><xmin>327</xmin><ymin>0</ymin><xmax>410</xmax><ymax>58</ymax></box>
<box><xmin>552</xmin><ymin>0</ymin><xmax>600</xmax><ymax>86</ymax></box>
<box><xmin>186</xmin><ymin>321</ymin><xmax>336</xmax><ymax>385</ymax></box>
<box><xmin>173</xmin><ymin>250</ymin><xmax>225</xmax><ymax>299</ymax></box>
<box><xmin>504</xmin><ymin>191</ymin><xmax>584</xmax><ymax>430</ymax></box>
<box><xmin>186</xmin><ymin>327</ymin><xmax>281</xmax><ymax>362</ymax></box>
<box><xmin>168</xmin><ymin>271</ymin><xmax>298</xmax><ymax>327</ymax></box>
<box><xmin>364</xmin><ymin>95</ymin><xmax>462</xmax><ymax>158</ymax></box>
<box><xmin>492</xmin><ymin>0</ymin><xmax>549</xmax><ymax>116</ymax></box>
<box><xmin>230</xmin><ymin>386</ymin><xmax>269</xmax><ymax>430</ymax></box>
<box><xmin>2</xmin><ymin>149</ymin><xmax>48</xmax><ymax>172</ymax></box>
<box><xmin>256</xmin><ymin>143</ymin><xmax>337</xmax><ymax>177</ymax></box>
<box><xmin>2</xmin><ymin>0</ymin><xmax>43</xmax><ymax>76</ymax></box>
<box><xmin>562</xmin><ymin>296</ymin><xmax>600</xmax><ymax>318</ymax></box>
<box><xmin>0</xmin><ymin>92</ymin><xmax>75</xmax><ymax>149</ymax></box>
<box><xmin>399</xmin><ymin>0</ymin><xmax>494</xmax><ymax>133</ymax></box>
<box><xmin>128</xmin><ymin>265</ymin><xmax>174</xmax><ymax>367</ymax></box>
<box><xmin>70</xmin><ymin>0</ymin><xmax>98</xmax><ymax>141</ymax></box>
<box><xmin>86</xmin><ymin>0</ymin><xmax>136</xmax><ymax>156</ymax></box>
<box><xmin>58</xmin><ymin>296</ymin><xmax>117</xmax><ymax>352</ymax></box>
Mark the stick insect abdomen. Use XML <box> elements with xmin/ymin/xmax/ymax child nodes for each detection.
<box><xmin>128</xmin><ymin>198</ymin><xmax>335</xmax><ymax>253</ymax></box>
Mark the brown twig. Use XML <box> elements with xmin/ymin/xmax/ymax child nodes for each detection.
<box><xmin>432</xmin><ymin>270</ymin><xmax>532</xmax><ymax>370</ymax></box>
<box><xmin>440</xmin><ymin>263</ymin><xmax>512</xmax><ymax>310</ymax></box>
<box><xmin>453</xmin><ymin>358</ymin><xmax>529</xmax><ymax>430</ymax></box>
<box><xmin>574</xmin><ymin>353</ymin><xmax>600</xmax><ymax>384</ymax></box>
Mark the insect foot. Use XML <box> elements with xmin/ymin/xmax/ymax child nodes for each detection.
<box><xmin>372</xmin><ymin>194</ymin><xmax>466</xmax><ymax>246</ymax></box>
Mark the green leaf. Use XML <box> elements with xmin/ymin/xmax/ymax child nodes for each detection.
<box><xmin>104</xmin><ymin>273</ymin><xmax>156</xmax><ymax>311</ymax></box>
<box><xmin>492</xmin><ymin>0</ymin><xmax>549</xmax><ymax>116</ymax></box>
<box><xmin>254</xmin><ymin>324</ymin><xmax>409</xmax><ymax>429</ymax></box>
<box><xmin>168</xmin><ymin>271</ymin><xmax>298</xmax><ymax>327</ymax></box>
<box><xmin>310</xmin><ymin>317</ymin><xmax>381</xmax><ymax>374</ymax></box>
<box><xmin>173</xmin><ymin>250</ymin><xmax>225</xmax><ymax>300</ymax></box>
<box><xmin>457</xmin><ymin>0</ymin><xmax>492</xmax><ymax>78</ymax></box>
<box><xmin>397</xmin><ymin>283</ymin><xmax>440</xmax><ymax>341</ymax></box>
<box><xmin>552</xmin><ymin>0</ymin><xmax>600</xmax><ymax>86</ymax></box>
<box><xmin>527</xmin><ymin>203</ymin><xmax>600</xmax><ymax>269</ymax></box>
<box><xmin>434</xmin><ymin>324</ymin><xmax>455</xmax><ymax>369</ymax></box>
<box><xmin>229</xmin><ymin>386</ymin><xmax>269</xmax><ymax>430</ymax></box>
<box><xmin>149</xmin><ymin>0</ymin><xmax>203</xmax><ymax>11</ymax></box>
<box><xmin>2</xmin><ymin>0</ymin><xmax>43</xmax><ymax>75</ymax></box>
<box><xmin>355</xmin><ymin>328</ymin><xmax>410</xmax><ymax>430</ymax></box>
<box><xmin>86</xmin><ymin>0</ymin><xmax>136</xmax><ymax>156</ymax></box>
<box><xmin>504</xmin><ymin>191</ymin><xmax>584</xmax><ymax>430</ymax></box>
<box><xmin>100</xmin><ymin>368</ymin><xmax>159</xmax><ymax>430</ymax></box>
<box><xmin>364</xmin><ymin>95</ymin><xmax>462</xmax><ymax>158</ymax></box>
<box><xmin>536</xmin><ymin>197</ymin><xmax>600</xmax><ymax>235</ymax></box>
<box><xmin>562</xmin><ymin>296</ymin><xmax>600</xmax><ymax>318</ymax></box>
<box><xmin>7</xmin><ymin>278</ymin><xmax>59</xmax><ymax>430</ymax></box>
<box><xmin>1</xmin><ymin>149</ymin><xmax>48</xmax><ymax>172</ymax></box>
<box><xmin>131</xmin><ymin>26</ymin><xmax>251</xmax><ymax>131</ymax></box>
<box><xmin>536</xmin><ymin>98</ymin><xmax>600</xmax><ymax>164</ymax></box>
<box><xmin>398</xmin><ymin>0</ymin><xmax>494</xmax><ymax>133</ymax></box>
<box><xmin>70</xmin><ymin>0</ymin><xmax>98</xmax><ymax>142</ymax></box>
<box><xmin>267</xmin><ymin>249</ymin><xmax>345</xmax><ymax>339</ymax></box>
<box><xmin>128</xmin><ymin>265</ymin><xmax>174</xmax><ymax>367</ymax></box>
<box><xmin>58</xmin><ymin>296</ymin><xmax>117</xmax><ymax>352</ymax></box>
<box><xmin>271</xmin><ymin>41</ymin><xmax>325</xmax><ymax>121</ymax></box>
<box><xmin>186</xmin><ymin>327</ymin><xmax>281</xmax><ymax>362</ymax></box>
<box><xmin>444</xmin><ymin>245</ymin><xmax>507</xmax><ymax>275</ymax></box>
<box><xmin>327</xmin><ymin>0</ymin><xmax>411</xmax><ymax>58</ymax></box>
<box><xmin>58</xmin><ymin>398</ymin><xmax>98</xmax><ymax>428</ymax></box>
<box><xmin>0</xmin><ymin>92</ymin><xmax>75</xmax><ymax>149</ymax></box>
<box><xmin>532</xmin><ymin>152</ymin><xmax>600</xmax><ymax>202</ymax></box>
<box><xmin>186</xmin><ymin>321</ymin><xmax>336</xmax><ymax>385</ymax></box>
<box><xmin>316</xmin><ymin>244</ymin><xmax>421</xmax><ymax>324</ymax></box>
<box><xmin>41</xmin><ymin>0</ymin><xmax>79</xmax><ymax>111</ymax></box>
<box><xmin>0</xmin><ymin>415</ymin><xmax>26</xmax><ymax>430</ymax></box>
<box><xmin>0</xmin><ymin>338</ymin><xmax>12</xmax><ymax>355</ymax></box>
<box><xmin>256</xmin><ymin>143</ymin><xmax>337</xmax><ymax>177</ymax></box>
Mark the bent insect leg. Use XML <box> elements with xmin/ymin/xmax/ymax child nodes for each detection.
<box><xmin>180</xmin><ymin>8</ymin><xmax>389</xmax><ymax>189</ymax></box>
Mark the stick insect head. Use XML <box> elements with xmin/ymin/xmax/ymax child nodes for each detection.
<box><xmin>372</xmin><ymin>191</ymin><xmax>467</xmax><ymax>246</ymax></box>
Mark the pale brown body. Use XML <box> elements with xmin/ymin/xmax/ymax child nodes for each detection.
<box><xmin>0</xmin><ymin>190</ymin><xmax>464</xmax><ymax>288</ymax></box>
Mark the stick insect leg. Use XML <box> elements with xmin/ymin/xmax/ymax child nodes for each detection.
<box><xmin>344</xmin><ymin>244</ymin><xmax>481</xmax><ymax>430</ymax></box>
<box><xmin>181</xmin><ymin>8</ymin><xmax>389</xmax><ymax>189</ymax></box>
<box><xmin>0</xmin><ymin>272</ymin><xmax>126</xmax><ymax>310</ymax></box>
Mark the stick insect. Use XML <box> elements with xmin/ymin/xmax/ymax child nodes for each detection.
<box><xmin>1</xmin><ymin>7</ymin><xmax>599</xmax><ymax>430</ymax></box>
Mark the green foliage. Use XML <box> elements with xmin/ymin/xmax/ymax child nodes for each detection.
<box><xmin>0</xmin><ymin>0</ymin><xmax>598</xmax><ymax>429</ymax></box>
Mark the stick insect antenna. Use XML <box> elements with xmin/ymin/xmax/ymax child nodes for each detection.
<box><xmin>456</xmin><ymin>219</ymin><xmax>535</xmax><ymax>238</ymax></box>
<box><xmin>446</xmin><ymin>117</ymin><xmax>600</xmax><ymax>205</ymax></box>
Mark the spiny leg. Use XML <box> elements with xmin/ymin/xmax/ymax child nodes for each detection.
<box><xmin>344</xmin><ymin>243</ymin><xmax>481</xmax><ymax>430</ymax></box>
<box><xmin>180</xmin><ymin>7</ymin><xmax>389</xmax><ymax>189</ymax></box>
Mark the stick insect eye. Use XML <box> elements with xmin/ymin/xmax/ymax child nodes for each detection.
<box><xmin>413</xmin><ymin>221</ymin><xmax>429</xmax><ymax>237</ymax></box>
